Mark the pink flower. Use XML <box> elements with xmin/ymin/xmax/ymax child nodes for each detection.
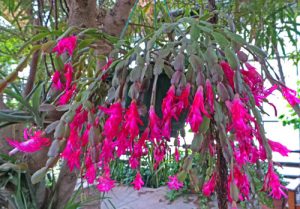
<box><xmin>167</xmin><ymin>175</ymin><xmax>183</xmax><ymax>190</ymax></box>
<box><xmin>174</xmin><ymin>147</ymin><xmax>180</xmax><ymax>162</ymax></box>
<box><xmin>61</xmin><ymin>141</ymin><xmax>81</xmax><ymax>171</ymax></box>
<box><xmin>268</xmin><ymin>140</ymin><xmax>290</xmax><ymax>156</ymax></box>
<box><xmin>220</xmin><ymin>61</ymin><xmax>235</xmax><ymax>90</ymax></box>
<box><xmin>132</xmin><ymin>172</ymin><xmax>144</xmax><ymax>190</ymax></box>
<box><xmin>149</xmin><ymin>106</ymin><xmax>162</xmax><ymax>141</ymax></box>
<box><xmin>7</xmin><ymin>129</ymin><xmax>50</xmax><ymax>155</ymax></box>
<box><xmin>226</xmin><ymin>97</ymin><xmax>253</xmax><ymax>141</ymax></box>
<box><xmin>174</xmin><ymin>83</ymin><xmax>191</xmax><ymax>117</ymax></box>
<box><xmin>228</xmin><ymin>166</ymin><xmax>250</xmax><ymax>201</ymax></box>
<box><xmin>241</xmin><ymin>63</ymin><xmax>277</xmax><ymax>106</ymax></box>
<box><xmin>263</xmin><ymin>163</ymin><xmax>287</xmax><ymax>199</ymax></box>
<box><xmin>97</xmin><ymin>175</ymin><xmax>115</xmax><ymax>192</ymax></box>
<box><xmin>162</xmin><ymin>86</ymin><xmax>176</xmax><ymax>137</ymax></box>
<box><xmin>186</xmin><ymin>86</ymin><xmax>209</xmax><ymax>133</ymax></box>
<box><xmin>129</xmin><ymin>156</ymin><xmax>140</xmax><ymax>169</ymax></box>
<box><xmin>64</xmin><ymin>63</ymin><xmax>73</xmax><ymax>89</ymax></box>
<box><xmin>205</xmin><ymin>79</ymin><xmax>214</xmax><ymax>113</ymax></box>
<box><xmin>52</xmin><ymin>71</ymin><xmax>63</xmax><ymax>90</ymax></box>
<box><xmin>154</xmin><ymin>142</ymin><xmax>166</xmax><ymax>169</ymax></box>
<box><xmin>53</xmin><ymin>35</ymin><xmax>77</xmax><ymax>56</ymax></box>
<box><xmin>202</xmin><ymin>172</ymin><xmax>216</xmax><ymax>197</ymax></box>
<box><xmin>58</xmin><ymin>85</ymin><xmax>76</xmax><ymax>105</ymax></box>
<box><xmin>282</xmin><ymin>86</ymin><xmax>300</xmax><ymax>106</ymax></box>
<box><xmin>99</xmin><ymin>102</ymin><xmax>123</xmax><ymax>140</ymax></box>
<box><xmin>124</xmin><ymin>100</ymin><xmax>143</xmax><ymax>140</ymax></box>
<box><xmin>85</xmin><ymin>155</ymin><xmax>96</xmax><ymax>184</ymax></box>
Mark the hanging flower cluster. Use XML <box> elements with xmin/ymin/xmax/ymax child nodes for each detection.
<box><xmin>7</xmin><ymin>23</ymin><xmax>300</xmax><ymax>206</ymax></box>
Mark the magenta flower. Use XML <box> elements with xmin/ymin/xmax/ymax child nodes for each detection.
<box><xmin>61</xmin><ymin>141</ymin><xmax>81</xmax><ymax>171</ymax></box>
<box><xmin>132</xmin><ymin>172</ymin><xmax>144</xmax><ymax>190</ymax></box>
<box><xmin>282</xmin><ymin>86</ymin><xmax>300</xmax><ymax>106</ymax></box>
<box><xmin>58</xmin><ymin>85</ymin><xmax>76</xmax><ymax>105</ymax></box>
<box><xmin>220</xmin><ymin>61</ymin><xmax>235</xmax><ymax>90</ymax></box>
<box><xmin>263</xmin><ymin>163</ymin><xmax>287</xmax><ymax>199</ymax></box>
<box><xmin>167</xmin><ymin>175</ymin><xmax>183</xmax><ymax>190</ymax></box>
<box><xmin>268</xmin><ymin>139</ymin><xmax>290</xmax><ymax>156</ymax></box>
<box><xmin>202</xmin><ymin>172</ymin><xmax>216</xmax><ymax>197</ymax></box>
<box><xmin>226</xmin><ymin>97</ymin><xmax>253</xmax><ymax>141</ymax></box>
<box><xmin>64</xmin><ymin>63</ymin><xmax>73</xmax><ymax>89</ymax></box>
<box><xmin>52</xmin><ymin>71</ymin><xmax>63</xmax><ymax>90</ymax></box>
<box><xmin>97</xmin><ymin>175</ymin><xmax>115</xmax><ymax>192</ymax></box>
<box><xmin>99</xmin><ymin>102</ymin><xmax>123</xmax><ymax>140</ymax></box>
<box><xmin>149</xmin><ymin>106</ymin><xmax>162</xmax><ymax>141</ymax></box>
<box><xmin>174</xmin><ymin>147</ymin><xmax>180</xmax><ymax>162</ymax></box>
<box><xmin>230</xmin><ymin>166</ymin><xmax>250</xmax><ymax>201</ymax></box>
<box><xmin>186</xmin><ymin>86</ymin><xmax>209</xmax><ymax>133</ymax></box>
<box><xmin>85</xmin><ymin>155</ymin><xmax>96</xmax><ymax>184</ymax></box>
<box><xmin>241</xmin><ymin>63</ymin><xmax>277</xmax><ymax>106</ymax></box>
<box><xmin>174</xmin><ymin>83</ymin><xmax>191</xmax><ymax>117</ymax></box>
<box><xmin>7</xmin><ymin>129</ymin><xmax>50</xmax><ymax>155</ymax></box>
<box><xmin>205</xmin><ymin>79</ymin><xmax>214</xmax><ymax>113</ymax></box>
<box><xmin>53</xmin><ymin>35</ymin><xmax>77</xmax><ymax>56</ymax></box>
<box><xmin>124</xmin><ymin>100</ymin><xmax>143</xmax><ymax>140</ymax></box>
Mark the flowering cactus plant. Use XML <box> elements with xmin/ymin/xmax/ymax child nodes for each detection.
<box><xmin>5</xmin><ymin>17</ymin><xmax>299</xmax><ymax>207</ymax></box>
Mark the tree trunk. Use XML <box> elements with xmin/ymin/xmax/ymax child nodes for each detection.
<box><xmin>216</xmin><ymin>137</ymin><xmax>228</xmax><ymax>209</ymax></box>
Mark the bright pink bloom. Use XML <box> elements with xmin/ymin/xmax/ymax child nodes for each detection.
<box><xmin>85</xmin><ymin>155</ymin><xmax>96</xmax><ymax>184</ymax></box>
<box><xmin>124</xmin><ymin>100</ymin><xmax>143</xmax><ymax>140</ymax></box>
<box><xmin>282</xmin><ymin>86</ymin><xmax>300</xmax><ymax>106</ymax></box>
<box><xmin>129</xmin><ymin>156</ymin><xmax>140</xmax><ymax>169</ymax></box>
<box><xmin>52</xmin><ymin>71</ymin><xmax>63</xmax><ymax>90</ymax></box>
<box><xmin>161</xmin><ymin>85</ymin><xmax>176</xmax><ymax>137</ymax></box>
<box><xmin>242</xmin><ymin>63</ymin><xmax>277</xmax><ymax>106</ymax></box>
<box><xmin>205</xmin><ymin>79</ymin><xmax>214</xmax><ymax>113</ymax></box>
<box><xmin>167</xmin><ymin>175</ymin><xmax>183</xmax><ymax>190</ymax></box>
<box><xmin>186</xmin><ymin>86</ymin><xmax>209</xmax><ymax>133</ymax></box>
<box><xmin>154</xmin><ymin>142</ymin><xmax>166</xmax><ymax>169</ymax></box>
<box><xmin>268</xmin><ymin>140</ymin><xmax>290</xmax><ymax>156</ymax></box>
<box><xmin>58</xmin><ymin>85</ymin><xmax>76</xmax><ymax>105</ymax></box>
<box><xmin>97</xmin><ymin>175</ymin><xmax>115</xmax><ymax>192</ymax></box>
<box><xmin>53</xmin><ymin>35</ymin><xmax>77</xmax><ymax>56</ymax></box>
<box><xmin>263</xmin><ymin>163</ymin><xmax>287</xmax><ymax>199</ymax></box>
<box><xmin>7</xmin><ymin>129</ymin><xmax>50</xmax><ymax>155</ymax></box>
<box><xmin>99</xmin><ymin>102</ymin><xmax>123</xmax><ymax>140</ymax></box>
<box><xmin>132</xmin><ymin>172</ymin><xmax>144</xmax><ymax>190</ymax></box>
<box><xmin>220</xmin><ymin>61</ymin><xmax>235</xmax><ymax>89</ymax></box>
<box><xmin>226</xmin><ymin>97</ymin><xmax>253</xmax><ymax>140</ymax></box>
<box><xmin>174</xmin><ymin>83</ymin><xmax>191</xmax><ymax>117</ymax></box>
<box><xmin>174</xmin><ymin>147</ymin><xmax>180</xmax><ymax>162</ymax></box>
<box><xmin>149</xmin><ymin>106</ymin><xmax>162</xmax><ymax>141</ymax></box>
<box><xmin>228</xmin><ymin>166</ymin><xmax>250</xmax><ymax>201</ymax></box>
<box><xmin>61</xmin><ymin>141</ymin><xmax>81</xmax><ymax>171</ymax></box>
<box><xmin>64</xmin><ymin>63</ymin><xmax>73</xmax><ymax>89</ymax></box>
<box><xmin>202</xmin><ymin>172</ymin><xmax>216</xmax><ymax>197</ymax></box>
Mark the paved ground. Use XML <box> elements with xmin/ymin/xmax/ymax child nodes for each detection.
<box><xmin>80</xmin><ymin>186</ymin><xmax>283</xmax><ymax>209</ymax></box>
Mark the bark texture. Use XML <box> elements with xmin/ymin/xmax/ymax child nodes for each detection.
<box><xmin>67</xmin><ymin>0</ymin><xmax>97</xmax><ymax>28</ymax></box>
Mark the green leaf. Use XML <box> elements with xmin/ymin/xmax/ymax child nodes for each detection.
<box><xmin>224</xmin><ymin>47</ymin><xmax>240</xmax><ymax>70</ymax></box>
<box><xmin>247</xmin><ymin>45</ymin><xmax>267</xmax><ymax>58</ymax></box>
<box><xmin>212</xmin><ymin>32</ymin><xmax>230</xmax><ymax>48</ymax></box>
<box><xmin>31</xmin><ymin>83</ymin><xmax>43</xmax><ymax>111</ymax></box>
<box><xmin>189</xmin><ymin>54</ymin><xmax>203</xmax><ymax>72</ymax></box>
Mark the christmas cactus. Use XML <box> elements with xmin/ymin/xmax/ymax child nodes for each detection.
<box><xmin>2</xmin><ymin>16</ymin><xmax>299</xmax><ymax>208</ymax></box>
